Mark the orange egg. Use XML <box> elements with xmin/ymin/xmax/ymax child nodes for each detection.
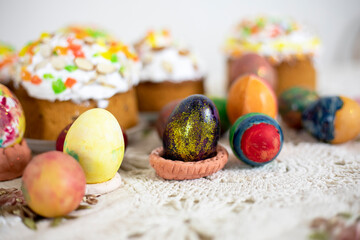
<box><xmin>227</xmin><ymin>74</ymin><xmax>278</xmax><ymax>124</ymax></box>
<box><xmin>332</xmin><ymin>96</ymin><xmax>360</xmax><ymax>144</ymax></box>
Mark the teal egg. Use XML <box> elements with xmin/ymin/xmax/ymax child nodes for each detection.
<box><xmin>278</xmin><ymin>87</ymin><xmax>319</xmax><ymax>129</ymax></box>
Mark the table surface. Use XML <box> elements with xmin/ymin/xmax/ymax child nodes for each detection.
<box><xmin>1</xmin><ymin>64</ymin><xmax>360</xmax><ymax>240</ymax></box>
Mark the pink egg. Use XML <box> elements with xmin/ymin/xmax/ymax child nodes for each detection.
<box><xmin>0</xmin><ymin>84</ymin><xmax>25</xmax><ymax>148</ymax></box>
<box><xmin>228</xmin><ymin>53</ymin><xmax>277</xmax><ymax>90</ymax></box>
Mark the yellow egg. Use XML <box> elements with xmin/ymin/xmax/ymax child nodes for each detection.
<box><xmin>63</xmin><ymin>108</ymin><xmax>124</xmax><ymax>183</ymax></box>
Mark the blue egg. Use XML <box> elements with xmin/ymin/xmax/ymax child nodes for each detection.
<box><xmin>301</xmin><ymin>96</ymin><xmax>343</xmax><ymax>142</ymax></box>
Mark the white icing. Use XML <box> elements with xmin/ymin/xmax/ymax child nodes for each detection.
<box><xmin>0</xmin><ymin>66</ymin><xmax>12</xmax><ymax>84</ymax></box>
<box><xmin>97</xmin><ymin>99</ymin><xmax>109</xmax><ymax>108</ymax></box>
<box><xmin>0</xmin><ymin>46</ymin><xmax>16</xmax><ymax>84</ymax></box>
<box><xmin>139</xmin><ymin>47</ymin><xmax>205</xmax><ymax>82</ymax></box>
<box><xmin>225</xmin><ymin>16</ymin><xmax>321</xmax><ymax>62</ymax></box>
<box><xmin>17</xmin><ymin>30</ymin><xmax>140</xmax><ymax>102</ymax></box>
<box><xmin>136</xmin><ymin>30</ymin><xmax>205</xmax><ymax>83</ymax></box>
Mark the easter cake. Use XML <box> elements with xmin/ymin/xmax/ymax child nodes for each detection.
<box><xmin>225</xmin><ymin>16</ymin><xmax>321</xmax><ymax>95</ymax></box>
<box><xmin>134</xmin><ymin>30</ymin><xmax>205</xmax><ymax>112</ymax></box>
<box><xmin>149</xmin><ymin>95</ymin><xmax>228</xmax><ymax>180</ymax></box>
<box><xmin>0</xmin><ymin>42</ymin><xmax>17</xmax><ymax>85</ymax></box>
<box><xmin>0</xmin><ymin>84</ymin><xmax>31</xmax><ymax>181</ymax></box>
<box><xmin>14</xmin><ymin>25</ymin><xmax>140</xmax><ymax>140</ymax></box>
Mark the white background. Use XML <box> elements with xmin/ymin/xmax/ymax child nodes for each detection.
<box><xmin>0</xmin><ymin>0</ymin><xmax>359</xmax><ymax>95</ymax></box>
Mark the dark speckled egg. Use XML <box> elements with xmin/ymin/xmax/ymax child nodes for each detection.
<box><xmin>163</xmin><ymin>94</ymin><xmax>220</xmax><ymax>162</ymax></box>
<box><xmin>278</xmin><ymin>87</ymin><xmax>319</xmax><ymax>129</ymax></box>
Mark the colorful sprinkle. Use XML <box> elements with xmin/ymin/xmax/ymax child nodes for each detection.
<box><xmin>65</xmin><ymin>78</ymin><xmax>77</xmax><ymax>88</ymax></box>
<box><xmin>110</xmin><ymin>54</ymin><xmax>118</xmax><ymax>63</ymax></box>
<box><xmin>31</xmin><ymin>75</ymin><xmax>42</xmax><ymax>85</ymax></box>
<box><xmin>21</xmin><ymin>69</ymin><xmax>31</xmax><ymax>81</ymax></box>
<box><xmin>43</xmin><ymin>73</ymin><xmax>54</xmax><ymax>80</ymax></box>
<box><xmin>54</xmin><ymin>46</ymin><xmax>68</xmax><ymax>55</ymax></box>
<box><xmin>119</xmin><ymin>65</ymin><xmax>126</xmax><ymax>76</ymax></box>
<box><xmin>64</xmin><ymin>65</ymin><xmax>78</xmax><ymax>72</ymax></box>
<box><xmin>101</xmin><ymin>52</ymin><xmax>112</xmax><ymax>60</ymax></box>
<box><xmin>52</xmin><ymin>79</ymin><xmax>66</xmax><ymax>94</ymax></box>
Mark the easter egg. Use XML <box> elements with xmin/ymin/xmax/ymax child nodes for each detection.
<box><xmin>0</xmin><ymin>84</ymin><xmax>25</xmax><ymax>148</ymax></box>
<box><xmin>302</xmin><ymin>96</ymin><xmax>360</xmax><ymax>144</ymax></box>
<box><xmin>228</xmin><ymin>53</ymin><xmax>277</xmax><ymax>89</ymax></box>
<box><xmin>156</xmin><ymin>99</ymin><xmax>181</xmax><ymax>139</ymax></box>
<box><xmin>63</xmin><ymin>108</ymin><xmax>125</xmax><ymax>183</ymax></box>
<box><xmin>278</xmin><ymin>87</ymin><xmax>319</xmax><ymax>129</ymax></box>
<box><xmin>21</xmin><ymin>151</ymin><xmax>86</xmax><ymax>218</ymax></box>
<box><xmin>163</xmin><ymin>94</ymin><xmax>220</xmax><ymax>162</ymax></box>
<box><xmin>56</xmin><ymin>122</ymin><xmax>128</xmax><ymax>152</ymax></box>
<box><xmin>229</xmin><ymin>113</ymin><xmax>284</xmax><ymax>166</ymax></box>
<box><xmin>210</xmin><ymin>96</ymin><xmax>231</xmax><ymax>135</ymax></box>
<box><xmin>56</xmin><ymin>122</ymin><xmax>73</xmax><ymax>152</ymax></box>
<box><xmin>121</xmin><ymin>126</ymin><xmax>128</xmax><ymax>152</ymax></box>
<box><xmin>227</xmin><ymin>74</ymin><xmax>277</xmax><ymax>124</ymax></box>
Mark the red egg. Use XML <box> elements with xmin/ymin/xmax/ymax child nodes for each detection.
<box><xmin>228</xmin><ymin>53</ymin><xmax>277</xmax><ymax>90</ymax></box>
<box><xmin>121</xmin><ymin>126</ymin><xmax>128</xmax><ymax>151</ymax></box>
<box><xmin>229</xmin><ymin>113</ymin><xmax>283</xmax><ymax>166</ymax></box>
<box><xmin>56</xmin><ymin>122</ymin><xmax>73</xmax><ymax>151</ymax></box>
<box><xmin>156</xmin><ymin>99</ymin><xmax>182</xmax><ymax>139</ymax></box>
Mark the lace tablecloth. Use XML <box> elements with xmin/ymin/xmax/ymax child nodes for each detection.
<box><xmin>1</xmin><ymin>64</ymin><xmax>360</xmax><ymax>239</ymax></box>
<box><xmin>1</xmin><ymin>123</ymin><xmax>360</xmax><ymax>240</ymax></box>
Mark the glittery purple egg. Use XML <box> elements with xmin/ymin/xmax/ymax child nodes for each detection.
<box><xmin>163</xmin><ymin>95</ymin><xmax>220</xmax><ymax>162</ymax></box>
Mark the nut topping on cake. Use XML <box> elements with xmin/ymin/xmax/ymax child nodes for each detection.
<box><xmin>75</xmin><ymin>58</ymin><xmax>94</xmax><ymax>71</ymax></box>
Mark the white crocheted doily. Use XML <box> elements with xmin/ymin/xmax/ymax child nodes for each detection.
<box><xmin>1</xmin><ymin>122</ymin><xmax>359</xmax><ymax>240</ymax></box>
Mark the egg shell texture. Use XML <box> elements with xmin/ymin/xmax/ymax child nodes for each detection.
<box><xmin>0</xmin><ymin>84</ymin><xmax>25</xmax><ymax>148</ymax></box>
<box><xmin>332</xmin><ymin>96</ymin><xmax>360</xmax><ymax>144</ymax></box>
<box><xmin>156</xmin><ymin>99</ymin><xmax>182</xmax><ymax>139</ymax></box>
<box><xmin>210</xmin><ymin>97</ymin><xmax>231</xmax><ymax>135</ymax></box>
<box><xmin>302</xmin><ymin>96</ymin><xmax>342</xmax><ymax>143</ymax></box>
<box><xmin>63</xmin><ymin>108</ymin><xmax>124</xmax><ymax>183</ymax></box>
<box><xmin>303</xmin><ymin>96</ymin><xmax>360</xmax><ymax>144</ymax></box>
<box><xmin>163</xmin><ymin>94</ymin><xmax>220</xmax><ymax>162</ymax></box>
<box><xmin>278</xmin><ymin>87</ymin><xmax>319</xmax><ymax>129</ymax></box>
<box><xmin>229</xmin><ymin>113</ymin><xmax>283</xmax><ymax>166</ymax></box>
<box><xmin>21</xmin><ymin>151</ymin><xmax>86</xmax><ymax>218</ymax></box>
<box><xmin>227</xmin><ymin>74</ymin><xmax>277</xmax><ymax>124</ymax></box>
<box><xmin>228</xmin><ymin>53</ymin><xmax>277</xmax><ymax>90</ymax></box>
